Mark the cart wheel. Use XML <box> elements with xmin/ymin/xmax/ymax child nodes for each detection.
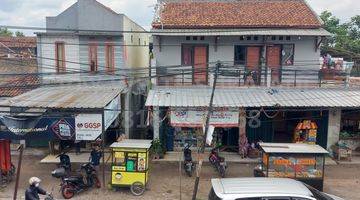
<box><xmin>130</xmin><ymin>181</ymin><xmax>145</xmax><ymax>196</ymax></box>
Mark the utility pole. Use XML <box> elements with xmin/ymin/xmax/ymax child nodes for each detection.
<box><xmin>192</xmin><ymin>61</ymin><xmax>220</xmax><ymax>200</ymax></box>
<box><xmin>13</xmin><ymin>144</ymin><xmax>24</xmax><ymax>200</ymax></box>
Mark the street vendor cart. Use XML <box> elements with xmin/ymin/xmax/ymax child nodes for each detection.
<box><xmin>109</xmin><ymin>139</ymin><xmax>152</xmax><ymax>196</ymax></box>
<box><xmin>0</xmin><ymin>139</ymin><xmax>15</xmax><ymax>186</ymax></box>
<box><xmin>254</xmin><ymin>143</ymin><xmax>328</xmax><ymax>191</ymax></box>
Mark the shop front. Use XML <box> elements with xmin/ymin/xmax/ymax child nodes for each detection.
<box><xmin>246</xmin><ymin>110</ymin><xmax>329</xmax><ymax>149</ymax></box>
<box><xmin>146</xmin><ymin>87</ymin><xmax>360</xmax><ymax>153</ymax></box>
<box><xmin>164</xmin><ymin>108</ymin><xmax>240</xmax><ymax>150</ymax></box>
<box><xmin>0</xmin><ymin>85</ymin><xmax>125</xmax><ymax>151</ymax></box>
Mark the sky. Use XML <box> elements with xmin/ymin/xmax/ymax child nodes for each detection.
<box><xmin>0</xmin><ymin>0</ymin><xmax>359</xmax><ymax>36</ymax></box>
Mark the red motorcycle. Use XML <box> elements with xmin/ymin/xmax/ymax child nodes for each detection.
<box><xmin>209</xmin><ymin>148</ymin><xmax>227</xmax><ymax>178</ymax></box>
<box><xmin>52</xmin><ymin>162</ymin><xmax>101</xmax><ymax>199</ymax></box>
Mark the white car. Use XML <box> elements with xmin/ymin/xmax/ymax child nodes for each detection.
<box><xmin>209</xmin><ymin>178</ymin><xmax>344</xmax><ymax>200</ymax></box>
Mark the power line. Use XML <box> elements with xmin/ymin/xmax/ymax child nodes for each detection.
<box><xmin>0</xmin><ymin>66</ymin><xmax>216</xmax><ymax>89</ymax></box>
<box><xmin>0</xmin><ymin>56</ymin><xmax>327</xmax><ymax>78</ymax></box>
<box><xmin>0</xmin><ymin>39</ymin><xmax>339</xmax><ymax>51</ymax></box>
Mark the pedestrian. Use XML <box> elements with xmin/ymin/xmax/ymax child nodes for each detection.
<box><xmin>74</xmin><ymin>140</ymin><xmax>81</xmax><ymax>155</ymax></box>
<box><xmin>90</xmin><ymin>144</ymin><xmax>102</xmax><ymax>172</ymax></box>
<box><xmin>25</xmin><ymin>177</ymin><xmax>49</xmax><ymax>200</ymax></box>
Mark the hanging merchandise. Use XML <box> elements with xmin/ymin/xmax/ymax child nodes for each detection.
<box><xmin>293</xmin><ymin>120</ymin><xmax>318</xmax><ymax>144</ymax></box>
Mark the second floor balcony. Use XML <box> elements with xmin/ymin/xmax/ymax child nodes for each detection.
<box><xmin>154</xmin><ymin>63</ymin><xmax>353</xmax><ymax>88</ymax></box>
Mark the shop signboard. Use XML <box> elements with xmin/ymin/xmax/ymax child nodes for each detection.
<box><xmin>104</xmin><ymin>95</ymin><xmax>121</xmax><ymax>130</ymax></box>
<box><xmin>170</xmin><ymin>109</ymin><xmax>239</xmax><ymax>127</ymax></box>
<box><xmin>51</xmin><ymin>119</ymin><xmax>75</xmax><ymax>140</ymax></box>
<box><xmin>75</xmin><ymin>114</ymin><xmax>102</xmax><ymax>141</ymax></box>
<box><xmin>0</xmin><ymin>116</ymin><xmax>75</xmax><ymax>140</ymax></box>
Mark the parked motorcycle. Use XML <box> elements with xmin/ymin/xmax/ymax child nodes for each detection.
<box><xmin>183</xmin><ymin>143</ymin><xmax>195</xmax><ymax>177</ymax></box>
<box><xmin>209</xmin><ymin>148</ymin><xmax>227</xmax><ymax>178</ymax></box>
<box><xmin>52</xmin><ymin>162</ymin><xmax>101</xmax><ymax>199</ymax></box>
<box><xmin>56</xmin><ymin>152</ymin><xmax>71</xmax><ymax>173</ymax></box>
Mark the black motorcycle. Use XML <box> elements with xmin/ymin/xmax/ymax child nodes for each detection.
<box><xmin>56</xmin><ymin>152</ymin><xmax>71</xmax><ymax>173</ymax></box>
<box><xmin>209</xmin><ymin>148</ymin><xmax>227</xmax><ymax>178</ymax></box>
<box><xmin>183</xmin><ymin>143</ymin><xmax>195</xmax><ymax>177</ymax></box>
<box><xmin>52</xmin><ymin>163</ymin><xmax>101</xmax><ymax>199</ymax></box>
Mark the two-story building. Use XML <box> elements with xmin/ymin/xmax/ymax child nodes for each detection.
<box><xmin>146</xmin><ymin>0</ymin><xmax>360</xmax><ymax>153</ymax></box>
<box><xmin>9</xmin><ymin>0</ymin><xmax>150</xmax><ymax>141</ymax></box>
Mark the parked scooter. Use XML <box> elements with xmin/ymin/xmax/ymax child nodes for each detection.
<box><xmin>56</xmin><ymin>152</ymin><xmax>71</xmax><ymax>173</ymax></box>
<box><xmin>209</xmin><ymin>148</ymin><xmax>227</xmax><ymax>178</ymax></box>
<box><xmin>183</xmin><ymin>143</ymin><xmax>195</xmax><ymax>177</ymax></box>
<box><xmin>52</xmin><ymin>162</ymin><xmax>101</xmax><ymax>199</ymax></box>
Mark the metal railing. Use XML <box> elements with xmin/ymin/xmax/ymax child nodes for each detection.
<box><xmin>155</xmin><ymin>64</ymin><xmax>350</xmax><ymax>88</ymax></box>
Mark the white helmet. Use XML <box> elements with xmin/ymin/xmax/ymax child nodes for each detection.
<box><xmin>29</xmin><ymin>177</ymin><xmax>41</xmax><ymax>185</ymax></box>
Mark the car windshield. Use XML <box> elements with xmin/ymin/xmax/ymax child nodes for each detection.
<box><xmin>305</xmin><ymin>185</ymin><xmax>334</xmax><ymax>200</ymax></box>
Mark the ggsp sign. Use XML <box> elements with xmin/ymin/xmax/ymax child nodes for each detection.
<box><xmin>75</xmin><ymin>114</ymin><xmax>102</xmax><ymax>141</ymax></box>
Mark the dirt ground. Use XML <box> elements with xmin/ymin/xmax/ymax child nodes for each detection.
<box><xmin>1</xmin><ymin>155</ymin><xmax>360</xmax><ymax>200</ymax></box>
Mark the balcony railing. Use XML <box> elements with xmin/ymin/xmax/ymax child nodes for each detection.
<box><xmin>155</xmin><ymin>65</ymin><xmax>350</xmax><ymax>88</ymax></box>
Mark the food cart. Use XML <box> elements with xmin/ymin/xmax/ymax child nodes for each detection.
<box><xmin>254</xmin><ymin>143</ymin><xmax>328</xmax><ymax>191</ymax></box>
<box><xmin>0</xmin><ymin>139</ymin><xmax>15</xmax><ymax>186</ymax></box>
<box><xmin>109</xmin><ymin>139</ymin><xmax>152</xmax><ymax>196</ymax></box>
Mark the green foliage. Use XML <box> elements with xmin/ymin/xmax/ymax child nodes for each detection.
<box><xmin>0</xmin><ymin>28</ymin><xmax>13</xmax><ymax>37</ymax></box>
<box><xmin>15</xmin><ymin>31</ymin><xmax>24</xmax><ymax>37</ymax></box>
<box><xmin>320</xmin><ymin>11</ymin><xmax>360</xmax><ymax>55</ymax></box>
<box><xmin>151</xmin><ymin>138</ymin><xmax>165</xmax><ymax>156</ymax></box>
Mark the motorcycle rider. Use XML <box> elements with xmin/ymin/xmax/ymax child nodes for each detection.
<box><xmin>25</xmin><ymin>177</ymin><xmax>49</xmax><ymax>200</ymax></box>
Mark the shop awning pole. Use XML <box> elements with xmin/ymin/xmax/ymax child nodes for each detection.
<box><xmin>101</xmin><ymin>112</ymin><xmax>105</xmax><ymax>189</ymax></box>
<box><xmin>192</xmin><ymin>62</ymin><xmax>220</xmax><ymax>200</ymax></box>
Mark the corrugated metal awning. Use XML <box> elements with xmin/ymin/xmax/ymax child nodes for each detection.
<box><xmin>0</xmin><ymin>84</ymin><xmax>126</xmax><ymax>109</ymax></box>
<box><xmin>146</xmin><ymin>87</ymin><xmax>360</xmax><ymax>108</ymax></box>
<box><xmin>151</xmin><ymin>28</ymin><xmax>331</xmax><ymax>36</ymax></box>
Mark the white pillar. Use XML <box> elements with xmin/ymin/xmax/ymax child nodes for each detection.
<box><xmin>153</xmin><ymin>106</ymin><xmax>160</xmax><ymax>139</ymax></box>
<box><xmin>327</xmin><ymin>109</ymin><xmax>341</xmax><ymax>149</ymax></box>
<box><xmin>124</xmin><ymin>92</ymin><xmax>131</xmax><ymax>138</ymax></box>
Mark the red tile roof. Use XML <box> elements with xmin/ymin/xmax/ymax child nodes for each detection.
<box><xmin>0</xmin><ymin>74</ymin><xmax>39</xmax><ymax>97</ymax></box>
<box><xmin>0</xmin><ymin>37</ymin><xmax>36</xmax><ymax>48</ymax></box>
<box><xmin>152</xmin><ymin>0</ymin><xmax>322</xmax><ymax>29</ymax></box>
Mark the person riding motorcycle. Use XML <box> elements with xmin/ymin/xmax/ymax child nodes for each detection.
<box><xmin>25</xmin><ymin>177</ymin><xmax>49</xmax><ymax>200</ymax></box>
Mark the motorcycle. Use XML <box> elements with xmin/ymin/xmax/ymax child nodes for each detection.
<box><xmin>183</xmin><ymin>143</ymin><xmax>195</xmax><ymax>177</ymax></box>
<box><xmin>52</xmin><ymin>163</ymin><xmax>101</xmax><ymax>199</ymax></box>
<box><xmin>209</xmin><ymin>148</ymin><xmax>227</xmax><ymax>178</ymax></box>
<box><xmin>56</xmin><ymin>152</ymin><xmax>71</xmax><ymax>173</ymax></box>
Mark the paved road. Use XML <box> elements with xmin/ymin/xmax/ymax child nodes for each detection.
<box><xmin>1</xmin><ymin>155</ymin><xmax>359</xmax><ymax>200</ymax></box>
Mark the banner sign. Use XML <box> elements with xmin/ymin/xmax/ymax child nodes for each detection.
<box><xmin>75</xmin><ymin>114</ymin><xmax>102</xmax><ymax>141</ymax></box>
<box><xmin>104</xmin><ymin>95</ymin><xmax>121</xmax><ymax>130</ymax></box>
<box><xmin>170</xmin><ymin>109</ymin><xmax>239</xmax><ymax>127</ymax></box>
<box><xmin>51</xmin><ymin>119</ymin><xmax>75</xmax><ymax>140</ymax></box>
<box><xmin>0</xmin><ymin>117</ymin><xmax>75</xmax><ymax>140</ymax></box>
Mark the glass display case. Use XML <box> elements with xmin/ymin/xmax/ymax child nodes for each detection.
<box><xmin>254</xmin><ymin>143</ymin><xmax>328</xmax><ymax>191</ymax></box>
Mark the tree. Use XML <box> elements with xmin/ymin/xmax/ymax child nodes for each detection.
<box><xmin>320</xmin><ymin>11</ymin><xmax>360</xmax><ymax>55</ymax></box>
<box><xmin>15</xmin><ymin>31</ymin><xmax>24</xmax><ymax>37</ymax></box>
<box><xmin>0</xmin><ymin>28</ymin><xmax>13</xmax><ymax>37</ymax></box>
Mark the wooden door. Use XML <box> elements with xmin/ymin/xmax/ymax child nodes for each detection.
<box><xmin>89</xmin><ymin>44</ymin><xmax>98</xmax><ymax>72</ymax></box>
<box><xmin>193</xmin><ymin>46</ymin><xmax>207</xmax><ymax>85</ymax></box>
<box><xmin>267</xmin><ymin>45</ymin><xmax>281</xmax><ymax>84</ymax></box>
<box><xmin>246</xmin><ymin>47</ymin><xmax>261</xmax><ymax>84</ymax></box>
